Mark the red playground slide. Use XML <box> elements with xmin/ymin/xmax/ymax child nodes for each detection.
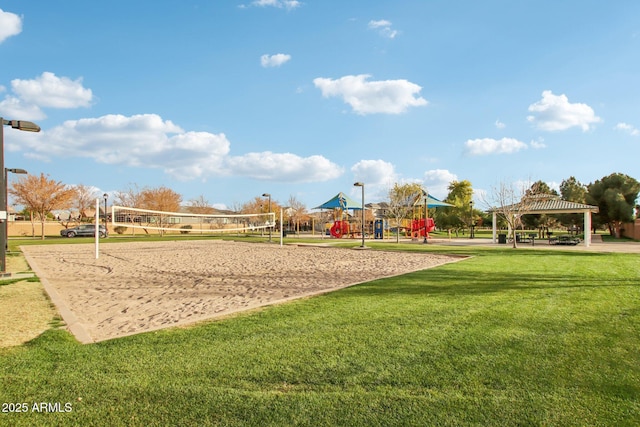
<box><xmin>407</xmin><ymin>218</ymin><xmax>435</xmax><ymax>238</ymax></box>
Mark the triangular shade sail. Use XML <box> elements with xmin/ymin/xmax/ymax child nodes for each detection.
<box><xmin>313</xmin><ymin>192</ymin><xmax>363</xmax><ymax>210</ymax></box>
<box><xmin>413</xmin><ymin>192</ymin><xmax>454</xmax><ymax>208</ymax></box>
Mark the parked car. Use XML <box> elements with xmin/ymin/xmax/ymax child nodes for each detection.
<box><xmin>60</xmin><ymin>224</ymin><xmax>108</xmax><ymax>238</ymax></box>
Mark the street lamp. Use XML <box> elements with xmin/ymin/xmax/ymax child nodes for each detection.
<box><xmin>353</xmin><ymin>182</ymin><xmax>365</xmax><ymax>248</ymax></box>
<box><xmin>262</xmin><ymin>193</ymin><xmax>272</xmax><ymax>243</ymax></box>
<box><xmin>470</xmin><ymin>200</ymin><xmax>475</xmax><ymax>239</ymax></box>
<box><xmin>1</xmin><ymin>118</ymin><xmax>40</xmax><ymax>275</ymax></box>
<box><xmin>423</xmin><ymin>189</ymin><xmax>429</xmax><ymax>244</ymax></box>
<box><xmin>4</xmin><ymin>168</ymin><xmax>28</xmax><ymax>262</ymax></box>
<box><xmin>103</xmin><ymin>193</ymin><xmax>108</xmax><ymax>230</ymax></box>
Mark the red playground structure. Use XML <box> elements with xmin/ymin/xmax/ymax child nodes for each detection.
<box><xmin>329</xmin><ymin>220</ymin><xmax>351</xmax><ymax>238</ymax></box>
<box><xmin>406</xmin><ymin>218</ymin><xmax>435</xmax><ymax>239</ymax></box>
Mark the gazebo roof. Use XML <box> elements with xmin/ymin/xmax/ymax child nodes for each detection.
<box><xmin>493</xmin><ymin>194</ymin><xmax>599</xmax><ymax>214</ymax></box>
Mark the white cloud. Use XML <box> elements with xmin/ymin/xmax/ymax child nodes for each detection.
<box><xmin>351</xmin><ymin>159</ymin><xmax>396</xmax><ymax>186</ymax></box>
<box><xmin>225</xmin><ymin>152</ymin><xmax>342</xmax><ymax>182</ymax></box>
<box><xmin>0</xmin><ymin>72</ymin><xmax>93</xmax><ymax>120</ymax></box>
<box><xmin>464</xmin><ymin>137</ymin><xmax>528</xmax><ymax>156</ymax></box>
<box><xmin>368</xmin><ymin>19</ymin><xmax>398</xmax><ymax>39</ymax></box>
<box><xmin>260</xmin><ymin>53</ymin><xmax>291</xmax><ymax>68</ymax></box>
<box><xmin>0</xmin><ymin>96</ymin><xmax>46</xmax><ymax>120</ymax></box>
<box><xmin>0</xmin><ymin>9</ymin><xmax>22</xmax><ymax>43</ymax></box>
<box><xmin>423</xmin><ymin>169</ymin><xmax>458</xmax><ymax>199</ymax></box>
<box><xmin>11</xmin><ymin>72</ymin><xmax>93</xmax><ymax>108</ymax></box>
<box><xmin>527</xmin><ymin>90</ymin><xmax>601</xmax><ymax>132</ymax></box>
<box><xmin>251</xmin><ymin>0</ymin><xmax>301</xmax><ymax>9</ymax></box>
<box><xmin>10</xmin><ymin>113</ymin><xmax>342</xmax><ymax>183</ymax></box>
<box><xmin>530</xmin><ymin>138</ymin><xmax>547</xmax><ymax>149</ymax></box>
<box><xmin>313</xmin><ymin>74</ymin><xmax>428</xmax><ymax>115</ymax></box>
<box><xmin>495</xmin><ymin>119</ymin><xmax>506</xmax><ymax>129</ymax></box>
<box><xmin>615</xmin><ymin>122</ymin><xmax>640</xmax><ymax>136</ymax></box>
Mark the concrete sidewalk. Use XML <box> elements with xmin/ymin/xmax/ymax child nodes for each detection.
<box><xmin>428</xmin><ymin>237</ymin><xmax>640</xmax><ymax>253</ymax></box>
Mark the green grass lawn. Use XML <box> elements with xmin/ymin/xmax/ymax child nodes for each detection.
<box><xmin>1</xmin><ymin>243</ymin><xmax>639</xmax><ymax>426</ymax></box>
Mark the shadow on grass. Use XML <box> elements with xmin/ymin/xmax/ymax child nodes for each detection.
<box><xmin>340</xmin><ymin>264</ymin><xmax>638</xmax><ymax>298</ymax></box>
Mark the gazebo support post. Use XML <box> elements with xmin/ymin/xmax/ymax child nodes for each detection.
<box><xmin>584</xmin><ymin>211</ymin><xmax>591</xmax><ymax>247</ymax></box>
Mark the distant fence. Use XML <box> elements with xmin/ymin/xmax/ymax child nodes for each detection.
<box><xmin>621</xmin><ymin>219</ymin><xmax>640</xmax><ymax>240</ymax></box>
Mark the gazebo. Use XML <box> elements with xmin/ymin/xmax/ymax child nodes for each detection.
<box><xmin>490</xmin><ymin>195</ymin><xmax>599</xmax><ymax>247</ymax></box>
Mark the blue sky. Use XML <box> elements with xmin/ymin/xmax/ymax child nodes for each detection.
<box><xmin>1</xmin><ymin>1</ymin><xmax>638</xmax><ymax>211</ymax></box>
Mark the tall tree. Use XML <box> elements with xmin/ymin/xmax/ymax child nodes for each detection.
<box><xmin>287</xmin><ymin>195</ymin><xmax>307</xmax><ymax>235</ymax></box>
<box><xmin>387</xmin><ymin>182</ymin><xmax>423</xmax><ymax>242</ymax></box>
<box><xmin>9</xmin><ymin>173</ymin><xmax>76</xmax><ymax>239</ymax></box>
<box><xmin>586</xmin><ymin>173</ymin><xmax>640</xmax><ymax>237</ymax></box>
<box><xmin>557</xmin><ymin>176</ymin><xmax>587</xmax><ymax>230</ymax></box>
<box><xmin>73</xmin><ymin>184</ymin><xmax>99</xmax><ymax>222</ymax></box>
<box><xmin>139</xmin><ymin>186</ymin><xmax>182</xmax><ymax>236</ymax></box>
<box><xmin>436</xmin><ymin>180</ymin><xmax>474</xmax><ymax>236</ymax></box>
<box><xmin>114</xmin><ymin>184</ymin><xmax>145</xmax><ymax>235</ymax></box>
<box><xmin>560</xmin><ymin>176</ymin><xmax>587</xmax><ymax>203</ymax></box>
<box><xmin>522</xmin><ymin>181</ymin><xmax>558</xmax><ymax>233</ymax></box>
<box><xmin>483</xmin><ymin>180</ymin><xmax>537</xmax><ymax>248</ymax></box>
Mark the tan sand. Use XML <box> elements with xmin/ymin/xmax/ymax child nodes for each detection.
<box><xmin>21</xmin><ymin>240</ymin><xmax>459</xmax><ymax>343</ymax></box>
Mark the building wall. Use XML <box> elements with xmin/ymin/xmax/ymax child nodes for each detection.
<box><xmin>621</xmin><ymin>219</ymin><xmax>640</xmax><ymax>240</ymax></box>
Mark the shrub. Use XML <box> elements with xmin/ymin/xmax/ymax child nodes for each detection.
<box><xmin>114</xmin><ymin>226</ymin><xmax>128</xmax><ymax>234</ymax></box>
<box><xmin>180</xmin><ymin>225</ymin><xmax>192</xmax><ymax>234</ymax></box>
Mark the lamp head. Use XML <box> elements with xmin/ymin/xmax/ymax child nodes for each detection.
<box><xmin>7</xmin><ymin>120</ymin><xmax>41</xmax><ymax>132</ymax></box>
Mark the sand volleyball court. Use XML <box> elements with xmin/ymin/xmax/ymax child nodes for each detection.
<box><xmin>21</xmin><ymin>240</ymin><xmax>458</xmax><ymax>343</ymax></box>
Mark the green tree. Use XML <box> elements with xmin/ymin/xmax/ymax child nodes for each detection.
<box><xmin>435</xmin><ymin>180</ymin><xmax>473</xmax><ymax>236</ymax></box>
<box><xmin>586</xmin><ymin>173</ymin><xmax>640</xmax><ymax>237</ymax></box>
<box><xmin>522</xmin><ymin>181</ymin><xmax>559</xmax><ymax>234</ymax></box>
<box><xmin>560</xmin><ymin>176</ymin><xmax>587</xmax><ymax>203</ymax></box>
<box><xmin>558</xmin><ymin>176</ymin><xmax>588</xmax><ymax>230</ymax></box>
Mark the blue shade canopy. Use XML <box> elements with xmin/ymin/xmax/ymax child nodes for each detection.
<box><xmin>313</xmin><ymin>192</ymin><xmax>363</xmax><ymax>210</ymax></box>
<box><xmin>413</xmin><ymin>192</ymin><xmax>454</xmax><ymax>208</ymax></box>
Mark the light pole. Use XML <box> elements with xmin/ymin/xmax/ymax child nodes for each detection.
<box><xmin>423</xmin><ymin>189</ymin><xmax>429</xmax><ymax>244</ymax></box>
<box><xmin>103</xmin><ymin>193</ymin><xmax>108</xmax><ymax>231</ymax></box>
<box><xmin>262</xmin><ymin>193</ymin><xmax>272</xmax><ymax>243</ymax></box>
<box><xmin>353</xmin><ymin>182</ymin><xmax>365</xmax><ymax>248</ymax></box>
<box><xmin>4</xmin><ymin>168</ymin><xmax>28</xmax><ymax>263</ymax></box>
<box><xmin>1</xmin><ymin>118</ymin><xmax>40</xmax><ymax>275</ymax></box>
<box><xmin>470</xmin><ymin>200</ymin><xmax>475</xmax><ymax>239</ymax></box>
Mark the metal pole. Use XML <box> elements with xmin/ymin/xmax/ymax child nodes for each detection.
<box><xmin>262</xmin><ymin>193</ymin><xmax>272</xmax><ymax>243</ymax></box>
<box><xmin>423</xmin><ymin>189</ymin><xmax>429</xmax><ymax>244</ymax></box>
<box><xmin>0</xmin><ymin>118</ymin><xmax>39</xmax><ymax>273</ymax></box>
<box><xmin>0</xmin><ymin>121</ymin><xmax>5</xmax><ymax>274</ymax></box>
<box><xmin>361</xmin><ymin>185</ymin><xmax>365</xmax><ymax>248</ymax></box>
<box><xmin>470</xmin><ymin>200</ymin><xmax>475</xmax><ymax>238</ymax></box>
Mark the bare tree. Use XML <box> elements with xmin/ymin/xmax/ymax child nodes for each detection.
<box><xmin>387</xmin><ymin>182</ymin><xmax>423</xmax><ymax>242</ymax></box>
<box><xmin>73</xmin><ymin>184</ymin><xmax>99</xmax><ymax>222</ymax></box>
<box><xmin>483</xmin><ymin>180</ymin><xmax>538</xmax><ymax>248</ymax></box>
<box><xmin>187</xmin><ymin>195</ymin><xmax>216</xmax><ymax>214</ymax></box>
<box><xmin>186</xmin><ymin>195</ymin><xmax>216</xmax><ymax>233</ymax></box>
<box><xmin>139</xmin><ymin>186</ymin><xmax>182</xmax><ymax>236</ymax></box>
<box><xmin>287</xmin><ymin>195</ymin><xmax>307</xmax><ymax>235</ymax></box>
<box><xmin>9</xmin><ymin>173</ymin><xmax>76</xmax><ymax>239</ymax></box>
<box><xmin>113</xmin><ymin>184</ymin><xmax>145</xmax><ymax>235</ymax></box>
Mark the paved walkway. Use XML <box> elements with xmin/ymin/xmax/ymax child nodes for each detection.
<box><xmin>428</xmin><ymin>237</ymin><xmax>640</xmax><ymax>253</ymax></box>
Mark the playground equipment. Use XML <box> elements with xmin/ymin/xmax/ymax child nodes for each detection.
<box><xmin>406</xmin><ymin>218</ymin><xmax>435</xmax><ymax>239</ymax></box>
<box><xmin>330</xmin><ymin>220</ymin><xmax>351</xmax><ymax>238</ymax></box>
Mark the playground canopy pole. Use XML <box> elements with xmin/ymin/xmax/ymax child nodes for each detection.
<box><xmin>423</xmin><ymin>188</ymin><xmax>429</xmax><ymax>244</ymax></box>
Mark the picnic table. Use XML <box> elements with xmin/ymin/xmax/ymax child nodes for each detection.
<box><xmin>549</xmin><ymin>234</ymin><xmax>581</xmax><ymax>246</ymax></box>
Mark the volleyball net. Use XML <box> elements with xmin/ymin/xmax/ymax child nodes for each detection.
<box><xmin>110</xmin><ymin>205</ymin><xmax>276</xmax><ymax>235</ymax></box>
